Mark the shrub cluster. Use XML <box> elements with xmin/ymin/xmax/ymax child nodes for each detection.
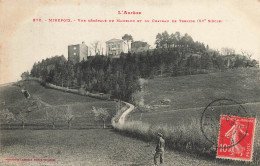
<box><xmin>114</xmin><ymin>118</ymin><xmax>217</xmax><ymax>157</ymax></box>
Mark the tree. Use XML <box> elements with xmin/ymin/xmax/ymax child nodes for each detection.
<box><xmin>201</xmin><ymin>54</ymin><xmax>213</xmax><ymax>69</ymax></box>
<box><xmin>30</xmin><ymin>63</ymin><xmax>38</xmax><ymax>77</ymax></box>
<box><xmin>91</xmin><ymin>106</ymin><xmax>110</xmax><ymax>128</ymax></box>
<box><xmin>65</xmin><ymin>61</ymin><xmax>75</xmax><ymax>87</ymax></box>
<box><xmin>174</xmin><ymin>32</ymin><xmax>181</xmax><ymax>47</ymax></box>
<box><xmin>17</xmin><ymin>111</ymin><xmax>27</xmax><ymax>129</ymax></box>
<box><xmin>161</xmin><ymin>31</ymin><xmax>170</xmax><ymax>49</ymax></box>
<box><xmin>155</xmin><ymin>31</ymin><xmax>169</xmax><ymax>49</ymax></box>
<box><xmin>186</xmin><ymin>34</ymin><xmax>194</xmax><ymax>49</ymax></box>
<box><xmin>249</xmin><ymin>59</ymin><xmax>259</xmax><ymax>67</ymax></box>
<box><xmin>186</xmin><ymin>55</ymin><xmax>193</xmax><ymax>74</ymax></box>
<box><xmin>180</xmin><ymin>33</ymin><xmax>189</xmax><ymax>48</ymax></box>
<box><xmin>122</xmin><ymin>34</ymin><xmax>133</xmax><ymax>51</ymax></box>
<box><xmin>155</xmin><ymin>33</ymin><xmax>163</xmax><ymax>48</ymax></box>
<box><xmin>159</xmin><ymin>63</ymin><xmax>166</xmax><ymax>76</ymax></box>
<box><xmin>45</xmin><ymin>107</ymin><xmax>60</xmax><ymax>129</ymax></box>
<box><xmin>221</xmin><ymin>47</ymin><xmax>235</xmax><ymax>55</ymax></box>
<box><xmin>1</xmin><ymin>108</ymin><xmax>15</xmax><ymax>128</ymax></box>
<box><xmin>63</xmin><ymin>106</ymin><xmax>74</xmax><ymax>129</ymax></box>
<box><xmin>91</xmin><ymin>41</ymin><xmax>102</xmax><ymax>55</ymax></box>
<box><xmin>132</xmin><ymin>78</ymin><xmax>148</xmax><ymax>107</ymax></box>
<box><xmin>169</xmin><ymin>33</ymin><xmax>176</xmax><ymax>48</ymax></box>
<box><xmin>21</xmin><ymin>71</ymin><xmax>30</xmax><ymax>80</ymax></box>
<box><xmin>241</xmin><ymin>49</ymin><xmax>253</xmax><ymax>60</ymax></box>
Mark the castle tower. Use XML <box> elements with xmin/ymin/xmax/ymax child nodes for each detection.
<box><xmin>68</xmin><ymin>41</ymin><xmax>88</xmax><ymax>64</ymax></box>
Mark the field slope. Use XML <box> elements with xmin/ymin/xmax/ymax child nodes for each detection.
<box><xmin>130</xmin><ymin>68</ymin><xmax>260</xmax><ymax>125</ymax></box>
<box><xmin>122</xmin><ymin>68</ymin><xmax>260</xmax><ymax>165</ymax></box>
<box><xmin>0</xmin><ymin>80</ymin><xmax>243</xmax><ymax>166</ymax></box>
<box><xmin>0</xmin><ymin>80</ymin><xmax>116</xmax><ymax>129</ymax></box>
<box><xmin>142</xmin><ymin>68</ymin><xmax>260</xmax><ymax>111</ymax></box>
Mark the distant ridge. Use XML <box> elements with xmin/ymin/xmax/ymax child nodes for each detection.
<box><xmin>0</xmin><ymin>82</ymin><xmax>15</xmax><ymax>87</ymax></box>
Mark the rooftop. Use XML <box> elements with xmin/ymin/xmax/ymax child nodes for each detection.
<box><xmin>106</xmin><ymin>38</ymin><xmax>123</xmax><ymax>43</ymax></box>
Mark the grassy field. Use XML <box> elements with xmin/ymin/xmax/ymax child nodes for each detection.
<box><xmin>141</xmin><ymin>68</ymin><xmax>260</xmax><ymax>111</ymax></box>
<box><xmin>120</xmin><ymin>102</ymin><xmax>260</xmax><ymax>163</ymax></box>
<box><xmin>118</xmin><ymin>68</ymin><xmax>260</xmax><ymax>165</ymax></box>
<box><xmin>129</xmin><ymin>68</ymin><xmax>260</xmax><ymax>129</ymax></box>
<box><xmin>0</xmin><ymin>80</ymin><xmax>117</xmax><ymax>129</ymax></box>
<box><xmin>0</xmin><ymin>129</ymin><xmax>251</xmax><ymax>166</ymax></box>
<box><xmin>0</xmin><ymin>80</ymin><xmax>242</xmax><ymax>166</ymax></box>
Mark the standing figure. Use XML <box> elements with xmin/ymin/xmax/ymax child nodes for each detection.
<box><xmin>154</xmin><ymin>133</ymin><xmax>165</xmax><ymax>165</ymax></box>
<box><xmin>225</xmin><ymin>120</ymin><xmax>248</xmax><ymax>156</ymax></box>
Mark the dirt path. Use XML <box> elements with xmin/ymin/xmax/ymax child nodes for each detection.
<box><xmin>118</xmin><ymin>101</ymin><xmax>135</xmax><ymax>125</ymax></box>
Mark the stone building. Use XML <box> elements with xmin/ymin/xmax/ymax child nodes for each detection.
<box><xmin>106</xmin><ymin>39</ymin><xmax>129</xmax><ymax>58</ymax></box>
<box><xmin>68</xmin><ymin>42</ymin><xmax>88</xmax><ymax>64</ymax></box>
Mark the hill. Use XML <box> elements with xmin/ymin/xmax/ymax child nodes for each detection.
<box><xmin>0</xmin><ymin>80</ymin><xmax>237</xmax><ymax>166</ymax></box>
<box><xmin>138</xmin><ymin>68</ymin><xmax>260</xmax><ymax>112</ymax></box>
<box><xmin>0</xmin><ymin>80</ymin><xmax>117</xmax><ymax>129</ymax></box>
<box><xmin>130</xmin><ymin>68</ymin><xmax>260</xmax><ymax>136</ymax></box>
<box><xmin>121</xmin><ymin>68</ymin><xmax>260</xmax><ymax>164</ymax></box>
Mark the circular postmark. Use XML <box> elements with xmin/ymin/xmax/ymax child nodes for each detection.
<box><xmin>200</xmin><ymin>98</ymin><xmax>249</xmax><ymax>149</ymax></box>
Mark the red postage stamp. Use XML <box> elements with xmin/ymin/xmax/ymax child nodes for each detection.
<box><xmin>217</xmin><ymin>115</ymin><xmax>256</xmax><ymax>161</ymax></box>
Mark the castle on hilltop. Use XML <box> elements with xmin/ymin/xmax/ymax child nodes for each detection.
<box><xmin>106</xmin><ymin>39</ymin><xmax>130</xmax><ymax>58</ymax></box>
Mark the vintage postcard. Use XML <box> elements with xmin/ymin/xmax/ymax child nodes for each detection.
<box><xmin>0</xmin><ymin>0</ymin><xmax>260</xmax><ymax>165</ymax></box>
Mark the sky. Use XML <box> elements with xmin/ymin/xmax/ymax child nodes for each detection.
<box><xmin>0</xmin><ymin>0</ymin><xmax>260</xmax><ymax>84</ymax></box>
